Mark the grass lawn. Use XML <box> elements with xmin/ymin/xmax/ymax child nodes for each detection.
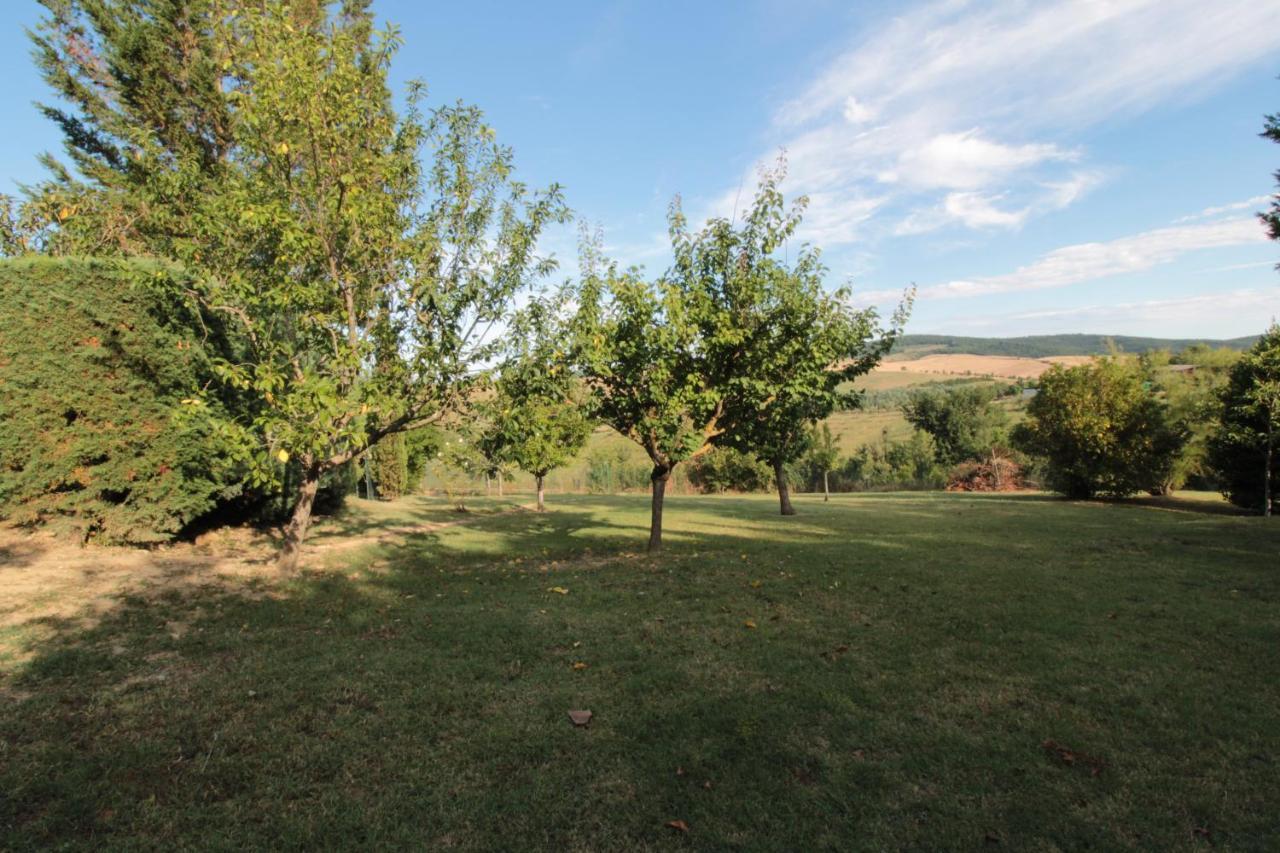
<box><xmin>2</xmin><ymin>492</ymin><xmax>1278</xmax><ymax>850</ymax></box>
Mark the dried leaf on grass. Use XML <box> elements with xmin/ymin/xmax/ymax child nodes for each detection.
<box><xmin>1041</xmin><ymin>739</ymin><xmax>1106</xmax><ymax>776</ymax></box>
<box><xmin>665</xmin><ymin>820</ymin><xmax>689</xmax><ymax>833</ymax></box>
<box><xmin>567</xmin><ymin>709</ymin><xmax>592</xmax><ymax>727</ymax></box>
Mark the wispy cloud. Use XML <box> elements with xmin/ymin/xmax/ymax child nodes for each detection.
<box><xmin>857</xmin><ymin>216</ymin><xmax>1269</xmax><ymax>304</ymax></box>
<box><xmin>927</xmin><ymin>287</ymin><xmax>1280</xmax><ymax>338</ymax></box>
<box><xmin>755</xmin><ymin>0</ymin><xmax>1280</xmax><ymax>245</ymax></box>
<box><xmin>1174</xmin><ymin>195</ymin><xmax>1272</xmax><ymax>223</ymax></box>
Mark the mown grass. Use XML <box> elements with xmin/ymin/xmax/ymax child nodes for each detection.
<box><xmin>2</xmin><ymin>493</ymin><xmax>1278</xmax><ymax>850</ymax></box>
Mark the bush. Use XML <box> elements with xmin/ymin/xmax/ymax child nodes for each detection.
<box><xmin>836</xmin><ymin>432</ymin><xmax>945</xmax><ymax>491</ymax></box>
<box><xmin>1207</xmin><ymin>324</ymin><xmax>1280</xmax><ymax>512</ymax></box>
<box><xmin>688</xmin><ymin>447</ymin><xmax>773</xmax><ymax>493</ymax></box>
<box><xmin>1013</xmin><ymin>359</ymin><xmax>1186</xmax><ymax>499</ymax></box>
<box><xmin>0</xmin><ymin>257</ymin><xmax>244</xmax><ymax>543</ymax></box>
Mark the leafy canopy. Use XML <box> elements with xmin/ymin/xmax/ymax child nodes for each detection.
<box><xmin>484</xmin><ymin>294</ymin><xmax>594</xmax><ymax>479</ymax></box>
<box><xmin>1013</xmin><ymin>359</ymin><xmax>1186</xmax><ymax>499</ymax></box>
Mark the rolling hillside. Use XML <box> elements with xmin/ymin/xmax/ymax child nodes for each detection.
<box><xmin>891</xmin><ymin>333</ymin><xmax>1258</xmax><ymax>359</ymax></box>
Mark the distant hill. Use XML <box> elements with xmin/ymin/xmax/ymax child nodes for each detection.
<box><xmin>892</xmin><ymin>333</ymin><xmax>1259</xmax><ymax>359</ymax></box>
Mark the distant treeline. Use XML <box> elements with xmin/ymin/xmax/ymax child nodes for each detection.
<box><xmin>894</xmin><ymin>333</ymin><xmax>1259</xmax><ymax>359</ymax></box>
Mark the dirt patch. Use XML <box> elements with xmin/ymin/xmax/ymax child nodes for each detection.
<box><xmin>0</xmin><ymin>526</ymin><xmax>279</xmax><ymax>636</ymax></box>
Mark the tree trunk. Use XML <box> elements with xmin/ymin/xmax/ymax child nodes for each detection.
<box><xmin>648</xmin><ymin>464</ymin><xmax>671</xmax><ymax>552</ymax></box>
<box><xmin>485</xmin><ymin>473</ymin><xmax>491</xmax><ymax>497</ymax></box>
<box><xmin>823</xmin><ymin>469</ymin><xmax>829</xmax><ymax>502</ymax></box>
<box><xmin>497</xmin><ymin>470</ymin><xmax>504</xmax><ymax>498</ymax></box>
<box><xmin>279</xmin><ymin>465</ymin><xmax>321</xmax><ymax>573</ymax></box>
<box><xmin>1266</xmin><ymin>423</ymin><xmax>1273</xmax><ymax>518</ymax></box>
<box><xmin>774</xmin><ymin>459</ymin><xmax>796</xmax><ymax>516</ymax></box>
<box><xmin>363</xmin><ymin>453</ymin><xmax>376</xmax><ymax>500</ymax></box>
<box><xmin>536</xmin><ymin>474</ymin><xmax>546</xmax><ymax>512</ymax></box>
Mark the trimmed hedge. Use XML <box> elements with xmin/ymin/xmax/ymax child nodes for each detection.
<box><xmin>0</xmin><ymin>257</ymin><xmax>242</xmax><ymax>543</ymax></box>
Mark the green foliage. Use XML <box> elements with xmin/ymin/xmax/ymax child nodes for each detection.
<box><xmin>837</xmin><ymin>432</ymin><xmax>944</xmax><ymax>491</ymax></box>
<box><xmin>0</xmin><ymin>257</ymin><xmax>242</xmax><ymax>543</ymax></box>
<box><xmin>673</xmin><ymin>160</ymin><xmax>908</xmax><ymax>477</ymax></box>
<box><xmin>1013</xmin><ymin>359</ymin><xmax>1187</xmax><ymax>499</ymax></box>
<box><xmin>583</xmin><ymin>444</ymin><xmax>650</xmax><ymax>494</ymax></box>
<box><xmin>403</xmin><ymin>427</ymin><xmax>440</xmax><ymax>492</ymax></box>
<box><xmin>688</xmin><ymin>447</ymin><xmax>774</xmax><ymax>493</ymax></box>
<box><xmin>1143</xmin><ymin>347</ymin><xmax>1240</xmax><ymax>491</ymax></box>
<box><xmin>573</xmin><ymin>240</ymin><xmax>723</xmax><ymax>481</ymax></box>
<box><xmin>25</xmin><ymin>1</ymin><xmax>568</xmax><ymax>564</ymax></box>
<box><xmin>370</xmin><ymin>433</ymin><xmax>409</xmax><ymax>499</ymax></box>
<box><xmin>483</xmin><ymin>294</ymin><xmax>593</xmax><ymax>481</ymax></box>
<box><xmin>1207</xmin><ymin>324</ymin><xmax>1280</xmax><ymax>512</ymax></box>
<box><xmin>902</xmin><ymin>384</ymin><xmax>1009</xmax><ymax>466</ymax></box>
<box><xmin>1262</xmin><ymin>104</ymin><xmax>1280</xmax><ymax>242</ymax></box>
<box><xmin>804</xmin><ymin>423</ymin><xmax>841</xmax><ymax>476</ymax></box>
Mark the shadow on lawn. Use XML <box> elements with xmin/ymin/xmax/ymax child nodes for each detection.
<box><xmin>0</xmin><ymin>509</ymin><xmax>877</xmax><ymax>848</ymax></box>
<box><xmin>3</xmin><ymin>493</ymin><xmax>1277</xmax><ymax>848</ymax></box>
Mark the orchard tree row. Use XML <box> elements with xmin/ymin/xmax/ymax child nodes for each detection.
<box><xmin>0</xmin><ymin>0</ymin><xmax>908</xmax><ymax>567</ymax></box>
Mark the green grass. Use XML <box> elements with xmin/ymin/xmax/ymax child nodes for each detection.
<box><xmin>3</xmin><ymin>493</ymin><xmax>1279</xmax><ymax>850</ymax></box>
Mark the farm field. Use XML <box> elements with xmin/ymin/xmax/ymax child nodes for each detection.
<box><xmin>2</xmin><ymin>492</ymin><xmax>1277</xmax><ymax>850</ymax></box>
<box><xmin>881</xmin><ymin>353</ymin><xmax>1095</xmax><ymax>380</ymax></box>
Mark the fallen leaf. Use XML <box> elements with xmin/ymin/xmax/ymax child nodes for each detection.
<box><xmin>547</xmin><ymin>587</ymin><xmax>569</xmax><ymax>595</ymax></box>
<box><xmin>665</xmin><ymin>820</ymin><xmax>690</xmax><ymax>833</ymax></box>
<box><xmin>675</xmin><ymin>766</ymin><xmax>686</xmax><ymax>777</ymax></box>
<box><xmin>567</xmin><ymin>709</ymin><xmax>592</xmax><ymax>727</ymax></box>
<box><xmin>571</xmin><ymin>661</ymin><xmax>588</xmax><ymax>671</ymax></box>
<box><xmin>702</xmin><ymin>780</ymin><xmax>713</xmax><ymax>790</ymax></box>
<box><xmin>744</xmin><ymin>620</ymin><xmax>757</xmax><ymax>630</ymax></box>
<box><xmin>750</xmin><ymin>580</ymin><xmax>762</xmax><ymax>588</ymax></box>
<box><xmin>1041</xmin><ymin>739</ymin><xmax>1106</xmax><ymax>776</ymax></box>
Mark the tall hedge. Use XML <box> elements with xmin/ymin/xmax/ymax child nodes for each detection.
<box><xmin>0</xmin><ymin>257</ymin><xmax>242</xmax><ymax>543</ymax></box>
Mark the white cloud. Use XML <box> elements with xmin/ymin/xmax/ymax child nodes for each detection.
<box><xmin>925</xmin><ymin>217</ymin><xmax>1268</xmax><ymax>299</ymax></box>
<box><xmin>893</xmin><ymin>131</ymin><xmax>1075</xmax><ymax>190</ymax></box>
<box><xmin>1174</xmin><ymin>195</ymin><xmax>1272</xmax><ymax>223</ymax></box>
<box><xmin>777</xmin><ymin>0</ymin><xmax>1280</xmax><ymax>133</ymax></box>
<box><xmin>751</xmin><ymin>0</ymin><xmax>1280</xmax><ymax>245</ymax></box>
<box><xmin>857</xmin><ymin>216</ymin><xmax>1269</xmax><ymax>304</ymax></box>
<box><xmin>842</xmin><ymin>96</ymin><xmax>875</xmax><ymax>124</ymax></box>
<box><xmin>893</xmin><ymin>171</ymin><xmax>1102</xmax><ymax>236</ymax></box>
<box><xmin>928</xmin><ymin>288</ymin><xmax>1280</xmax><ymax>338</ymax></box>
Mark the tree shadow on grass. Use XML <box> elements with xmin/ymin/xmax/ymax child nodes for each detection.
<box><xmin>3</xmin><ymin>495</ymin><xmax>1279</xmax><ymax>848</ymax></box>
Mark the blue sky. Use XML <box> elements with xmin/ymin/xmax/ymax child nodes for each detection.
<box><xmin>2</xmin><ymin>0</ymin><xmax>1278</xmax><ymax>338</ymax></box>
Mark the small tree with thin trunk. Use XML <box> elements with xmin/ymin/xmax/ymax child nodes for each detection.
<box><xmin>806</xmin><ymin>423</ymin><xmax>841</xmax><ymax>502</ymax></box>
<box><xmin>694</xmin><ymin>163</ymin><xmax>908</xmax><ymax>515</ymax></box>
<box><xmin>573</xmin><ymin>231</ymin><xmax>735</xmax><ymax>551</ymax></box>
<box><xmin>485</xmin><ymin>294</ymin><xmax>593</xmax><ymax>512</ymax></box>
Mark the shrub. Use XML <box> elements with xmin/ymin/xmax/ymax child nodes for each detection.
<box><xmin>371</xmin><ymin>432</ymin><xmax>409</xmax><ymax>499</ymax></box>
<box><xmin>1013</xmin><ymin>359</ymin><xmax>1186</xmax><ymax>499</ymax></box>
<box><xmin>0</xmin><ymin>257</ymin><xmax>244</xmax><ymax>543</ymax></box>
<box><xmin>688</xmin><ymin>447</ymin><xmax>773</xmax><ymax>493</ymax></box>
<box><xmin>836</xmin><ymin>432</ymin><xmax>945</xmax><ymax>491</ymax></box>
